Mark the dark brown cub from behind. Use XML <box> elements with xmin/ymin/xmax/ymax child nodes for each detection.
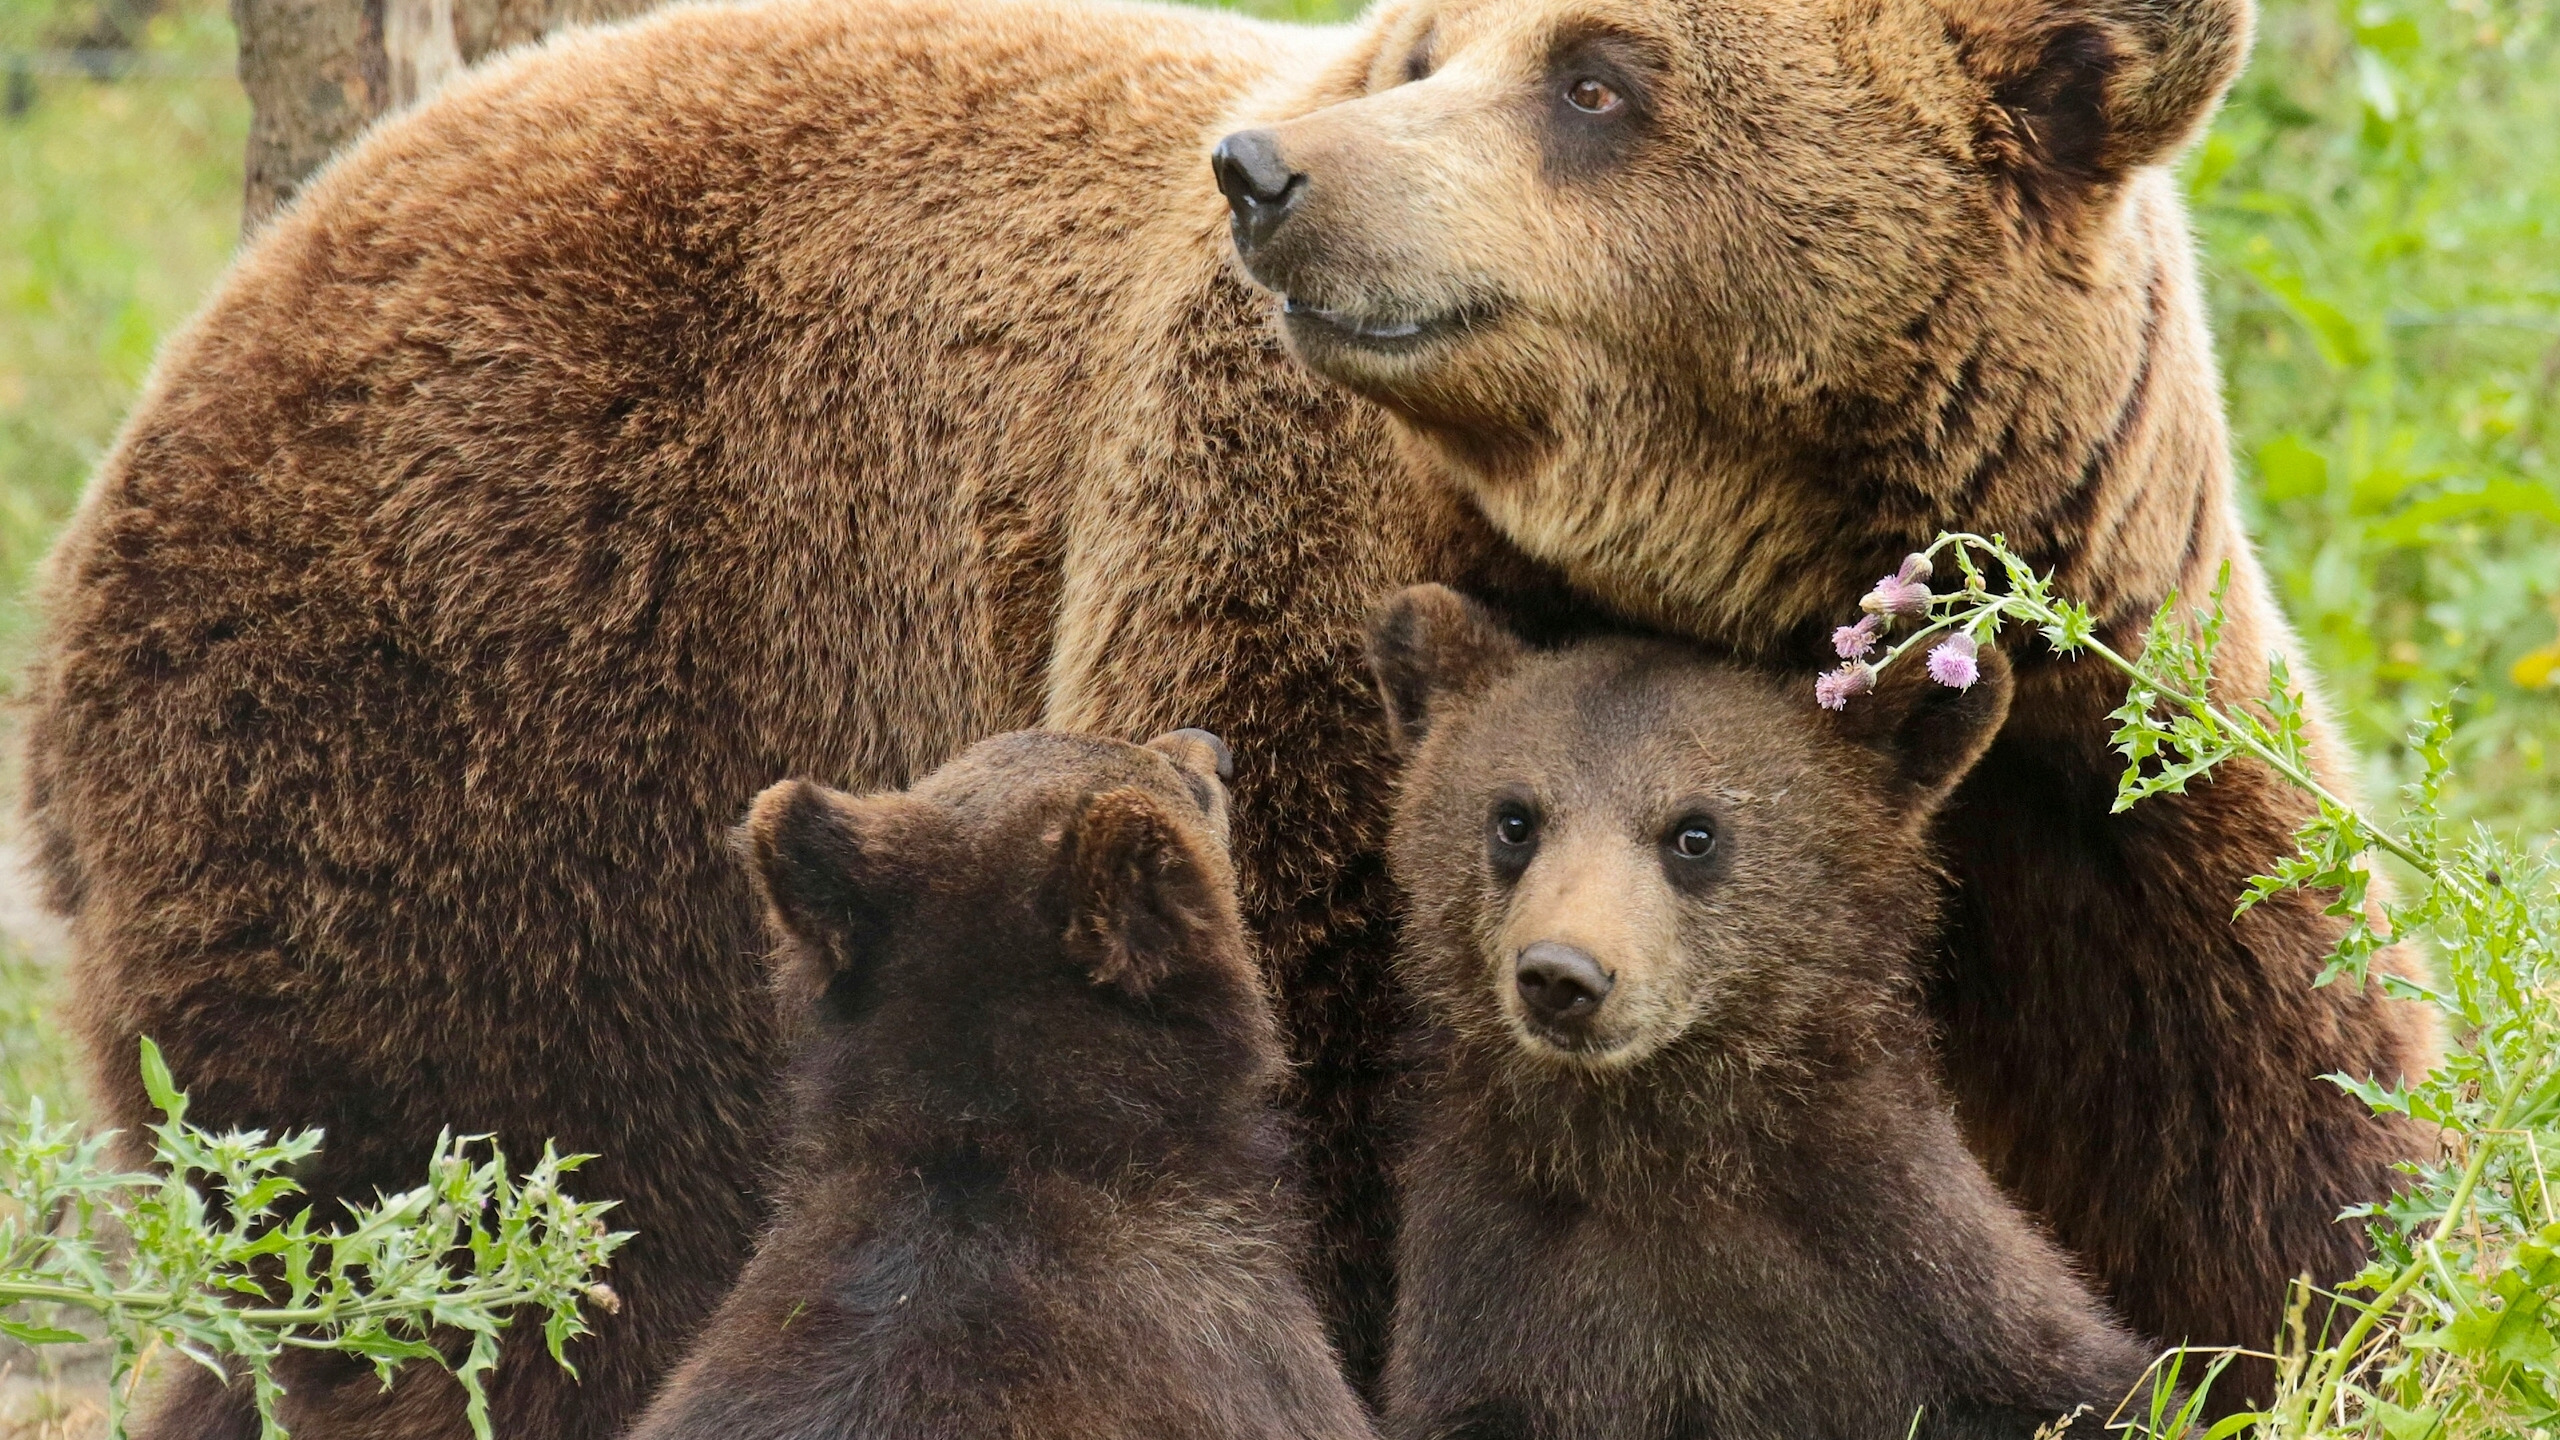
<box><xmin>1368</xmin><ymin>586</ymin><xmax>2158</xmax><ymax>1440</ymax></box>
<box><xmin>627</xmin><ymin>728</ymin><xmax>1376</xmax><ymax>1440</ymax></box>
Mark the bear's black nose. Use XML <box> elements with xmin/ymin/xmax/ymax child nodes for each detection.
<box><xmin>1211</xmin><ymin>129</ymin><xmax>1304</xmax><ymax>257</ymax></box>
<box><xmin>1515</xmin><ymin>942</ymin><xmax>1614</xmax><ymax>1026</ymax></box>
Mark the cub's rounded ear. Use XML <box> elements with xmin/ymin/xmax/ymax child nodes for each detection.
<box><xmin>1364</xmin><ymin>584</ymin><xmax>1527</xmax><ymax>753</ymax></box>
<box><xmin>1063</xmin><ymin>786</ymin><xmax>1244</xmax><ymax>997</ymax></box>
<box><xmin>1941</xmin><ymin>0</ymin><xmax>2251</xmax><ymax>217</ymax></box>
<box><xmin>735</xmin><ymin>780</ymin><xmax>945</xmax><ymax>975</ymax></box>
<box><xmin>1146</xmin><ymin>727</ymin><xmax>1233</xmax><ymax>785</ymax></box>
<box><xmin>1830</xmin><ymin>643</ymin><xmax>2016</xmax><ymax>816</ymax></box>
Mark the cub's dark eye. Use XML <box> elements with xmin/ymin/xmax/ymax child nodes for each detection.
<box><xmin>1404</xmin><ymin>48</ymin><xmax>1432</xmax><ymax>83</ymax></box>
<box><xmin>1668</xmin><ymin>819</ymin><xmax>1716</xmax><ymax>860</ymax></box>
<box><xmin>1486</xmin><ymin>801</ymin><xmax>1539</xmax><ymax>881</ymax></box>
<box><xmin>1564</xmin><ymin>77</ymin><xmax>1622</xmax><ymax>114</ymax></box>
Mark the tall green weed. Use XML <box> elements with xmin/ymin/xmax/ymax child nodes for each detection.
<box><xmin>4</xmin><ymin>1044</ymin><xmax>627</xmax><ymax>1440</ymax></box>
<box><xmin>1828</xmin><ymin>532</ymin><xmax>2560</xmax><ymax>1440</ymax></box>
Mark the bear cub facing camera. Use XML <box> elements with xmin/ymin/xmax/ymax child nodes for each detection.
<box><xmin>1368</xmin><ymin>586</ymin><xmax>2158</xmax><ymax>1440</ymax></box>
<box><xmin>628</xmin><ymin>729</ymin><xmax>1375</xmax><ymax>1440</ymax></box>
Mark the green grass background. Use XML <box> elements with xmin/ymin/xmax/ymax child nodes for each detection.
<box><xmin>1</xmin><ymin>0</ymin><xmax>2555</xmax><ymax>1125</ymax></box>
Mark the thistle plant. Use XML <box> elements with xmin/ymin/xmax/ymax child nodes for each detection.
<box><xmin>2</xmin><ymin>1039</ymin><xmax>629</xmax><ymax>1440</ymax></box>
<box><xmin>1823</xmin><ymin>533</ymin><xmax>2560</xmax><ymax>1440</ymax></box>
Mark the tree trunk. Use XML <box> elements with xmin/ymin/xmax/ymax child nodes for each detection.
<box><xmin>233</xmin><ymin>0</ymin><xmax>656</xmax><ymax>230</ymax></box>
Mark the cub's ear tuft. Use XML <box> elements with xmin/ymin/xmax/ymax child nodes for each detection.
<box><xmin>1944</xmin><ymin>0</ymin><xmax>2251</xmax><ymax>218</ymax></box>
<box><xmin>1831</xmin><ymin>643</ymin><xmax>2016</xmax><ymax>816</ymax></box>
<box><xmin>1063</xmin><ymin>786</ymin><xmax>1244</xmax><ymax>997</ymax></box>
<box><xmin>1365</xmin><ymin>584</ymin><xmax>1527</xmax><ymax>753</ymax></box>
<box><xmin>736</xmin><ymin>780</ymin><xmax>944</xmax><ymax>976</ymax></box>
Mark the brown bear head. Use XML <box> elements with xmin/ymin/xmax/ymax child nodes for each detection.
<box><xmin>1367</xmin><ymin>584</ymin><xmax>2011</xmax><ymax>1074</ymax></box>
<box><xmin>1219</xmin><ymin>0</ymin><xmax>2250</xmax><ymax>645</ymax></box>
<box><xmin>736</xmin><ymin>728</ymin><xmax>1278</xmax><ymax>1164</ymax></box>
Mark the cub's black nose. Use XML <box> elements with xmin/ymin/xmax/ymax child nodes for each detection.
<box><xmin>1515</xmin><ymin>942</ymin><xmax>1614</xmax><ymax>1025</ymax></box>
<box><xmin>1210</xmin><ymin>128</ymin><xmax>1304</xmax><ymax>256</ymax></box>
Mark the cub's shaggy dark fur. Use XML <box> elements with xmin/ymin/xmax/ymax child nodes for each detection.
<box><xmin>627</xmin><ymin>728</ymin><xmax>1375</xmax><ymax>1440</ymax></box>
<box><xmin>1370</xmin><ymin>586</ymin><xmax>2156</xmax><ymax>1440</ymax></box>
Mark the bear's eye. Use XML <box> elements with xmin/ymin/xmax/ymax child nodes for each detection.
<box><xmin>1564</xmin><ymin>78</ymin><xmax>1622</xmax><ymax>114</ymax></box>
<box><xmin>1486</xmin><ymin>801</ymin><xmax>1540</xmax><ymax>881</ymax></box>
<box><xmin>1668</xmin><ymin>819</ymin><xmax>1716</xmax><ymax>860</ymax></box>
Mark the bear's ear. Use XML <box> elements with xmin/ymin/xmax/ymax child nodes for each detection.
<box><xmin>737</xmin><ymin>780</ymin><xmax>945</xmax><ymax>976</ymax></box>
<box><xmin>1062</xmin><ymin>786</ymin><xmax>1243</xmax><ymax>997</ymax></box>
<box><xmin>1942</xmin><ymin>0</ymin><xmax>2251</xmax><ymax>218</ymax></box>
<box><xmin>1832</xmin><ymin>643</ymin><xmax>2016</xmax><ymax>817</ymax></box>
<box><xmin>1365</xmin><ymin>584</ymin><xmax>1527</xmax><ymax>753</ymax></box>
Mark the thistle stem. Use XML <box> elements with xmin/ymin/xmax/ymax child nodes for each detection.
<box><xmin>2294</xmin><ymin>1076</ymin><xmax>2518</xmax><ymax>1435</ymax></box>
<box><xmin>1</xmin><ymin>1277</ymin><xmax>536</xmax><ymax>1327</ymax></box>
<box><xmin>1912</xmin><ymin>533</ymin><xmax>2460</xmax><ymax>898</ymax></box>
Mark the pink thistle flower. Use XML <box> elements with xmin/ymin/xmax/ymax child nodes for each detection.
<box><xmin>1927</xmin><ymin>633</ymin><xmax>1981</xmax><ymax>690</ymax></box>
<box><xmin>1814</xmin><ymin>662</ymin><xmax>1876</xmax><ymax>711</ymax></box>
<box><xmin>1832</xmin><ymin>614</ymin><xmax>1882</xmax><ymax>660</ymax></box>
<box><xmin>1859</xmin><ymin>553</ymin><xmax>1935</xmax><ymax>619</ymax></box>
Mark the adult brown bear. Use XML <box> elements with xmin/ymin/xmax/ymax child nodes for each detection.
<box><xmin>20</xmin><ymin>0</ymin><xmax>2428</xmax><ymax>1434</ymax></box>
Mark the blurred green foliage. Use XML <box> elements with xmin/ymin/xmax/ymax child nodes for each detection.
<box><xmin>0</xmin><ymin>0</ymin><xmax>165</xmax><ymax>51</ymax></box>
<box><xmin>0</xmin><ymin>940</ymin><xmax>71</xmax><ymax>1118</ymax></box>
<box><xmin>1199</xmin><ymin>0</ymin><xmax>1362</xmax><ymax>20</ymax></box>
<box><xmin>0</xmin><ymin>0</ymin><xmax>241</xmax><ymax>672</ymax></box>
<box><xmin>2193</xmin><ymin>0</ymin><xmax>2559</xmax><ymax>830</ymax></box>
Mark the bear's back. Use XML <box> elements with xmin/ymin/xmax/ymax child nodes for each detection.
<box><xmin>633</xmin><ymin>1165</ymin><xmax>1372</xmax><ymax>1440</ymax></box>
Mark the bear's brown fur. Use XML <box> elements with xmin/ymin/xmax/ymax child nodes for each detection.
<box><xmin>21</xmin><ymin>0</ymin><xmax>2426</xmax><ymax>1430</ymax></box>
<box><xmin>628</xmin><ymin>728</ymin><xmax>1375</xmax><ymax>1440</ymax></box>
<box><xmin>1369</xmin><ymin>584</ymin><xmax>2155</xmax><ymax>1440</ymax></box>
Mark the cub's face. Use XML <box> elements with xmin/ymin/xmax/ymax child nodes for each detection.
<box><xmin>738</xmin><ymin>728</ymin><xmax>1277</xmax><ymax>1134</ymax></box>
<box><xmin>1368</xmin><ymin>586</ymin><xmax>2009</xmax><ymax>1071</ymax></box>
